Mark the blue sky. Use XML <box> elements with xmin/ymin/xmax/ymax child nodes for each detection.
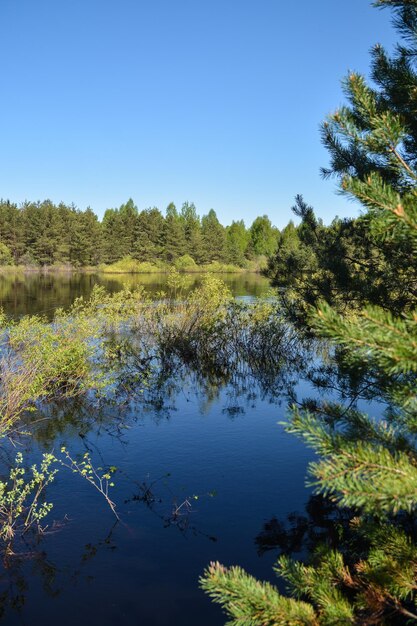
<box><xmin>0</xmin><ymin>0</ymin><xmax>396</xmax><ymax>227</ymax></box>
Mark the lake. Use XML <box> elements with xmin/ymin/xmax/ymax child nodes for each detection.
<box><xmin>0</xmin><ymin>271</ymin><xmax>272</xmax><ymax>319</ymax></box>
<box><xmin>0</xmin><ymin>273</ymin><xmax>363</xmax><ymax>625</ymax></box>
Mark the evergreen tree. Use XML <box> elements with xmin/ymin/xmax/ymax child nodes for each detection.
<box><xmin>69</xmin><ymin>207</ymin><xmax>103</xmax><ymax>266</ymax></box>
<box><xmin>266</xmin><ymin>194</ymin><xmax>417</xmax><ymax>325</ymax></box>
<box><xmin>133</xmin><ymin>207</ymin><xmax>165</xmax><ymax>262</ymax></box>
<box><xmin>117</xmin><ymin>198</ymin><xmax>139</xmax><ymax>257</ymax></box>
<box><xmin>53</xmin><ymin>202</ymin><xmax>73</xmax><ymax>264</ymax></box>
<box><xmin>202</xmin><ymin>1</ymin><xmax>417</xmax><ymax>623</ymax></box>
<box><xmin>201</xmin><ymin>209</ymin><xmax>227</xmax><ymax>263</ymax></box>
<box><xmin>84</xmin><ymin>206</ymin><xmax>104</xmax><ymax>266</ymax></box>
<box><xmin>163</xmin><ymin>202</ymin><xmax>187</xmax><ymax>262</ymax></box>
<box><xmin>0</xmin><ymin>197</ymin><xmax>280</xmax><ymax>268</ymax></box>
<box><xmin>25</xmin><ymin>201</ymin><xmax>59</xmax><ymax>265</ymax></box>
<box><xmin>189</xmin><ymin>227</ymin><xmax>205</xmax><ymax>264</ymax></box>
<box><xmin>102</xmin><ymin>208</ymin><xmax>120</xmax><ymax>263</ymax></box>
<box><xmin>225</xmin><ymin>220</ymin><xmax>249</xmax><ymax>266</ymax></box>
<box><xmin>180</xmin><ymin>201</ymin><xmax>204</xmax><ymax>262</ymax></box>
<box><xmin>0</xmin><ymin>200</ymin><xmax>24</xmax><ymax>263</ymax></box>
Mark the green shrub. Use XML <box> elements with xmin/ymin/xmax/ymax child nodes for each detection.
<box><xmin>174</xmin><ymin>254</ymin><xmax>197</xmax><ymax>271</ymax></box>
<box><xmin>201</xmin><ymin>261</ymin><xmax>245</xmax><ymax>273</ymax></box>
<box><xmin>99</xmin><ymin>256</ymin><xmax>162</xmax><ymax>273</ymax></box>
<box><xmin>0</xmin><ymin>243</ymin><xmax>13</xmax><ymax>266</ymax></box>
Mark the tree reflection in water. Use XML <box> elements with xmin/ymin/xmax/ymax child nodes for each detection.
<box><xmin>0</xmin><ymin>292</ymin><xmax>395</xmax><ymax>624</ymax></box>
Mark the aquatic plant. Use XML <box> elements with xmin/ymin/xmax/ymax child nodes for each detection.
<box><xmin>59</xmin><ymin>447</ymin><xmax>119</xmax><ymax>520</ymax></box>
<box><xmin>0</xmin><ymin>452</ymin><xmax>58</xmax><ymax>548</ymax></box>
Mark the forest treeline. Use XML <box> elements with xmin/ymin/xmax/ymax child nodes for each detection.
<box><xmin>0</xmin><ymin>198</ymin><xmax>280</xmax><ymax>269</ymax></box>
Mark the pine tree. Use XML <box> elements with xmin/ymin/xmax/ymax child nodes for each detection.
<box><xmin>201</xmin><ymin>209</ymin><xmax>227</xmax><ymax>263</ymax></box>
<box><xmin>117</xmin><ymin>198</ymin><xmax>139</xmax><ymax>257</ymax></box>
<box><xmin>69</xmin><ymin>207</ymin><xmax>103</xmax><ymax>266</ymax></box>
<box><xmin>133</xmin><ymin>207</ymin><xmax>165</xmax><ymax>262</ymax></box>
<box><xmin>101</xmin><ymin>208</ymin><xmax>120</xmax><ymax>263</ymax></box>
<box><xmin>201</xmin><ymin>2</ymin><xmax>417</xmax><ymax>623</ymax></box>
<box><xmin>25</xmin><ymin>201</ymin><xmax>60</xmax><ymax>265</ymax></box>
<box><xmin>180</xmin><ymin>201</ymin><xmax>204</xmax><ymax>262</ymax></box>
<box><xmin>0</xmin><ymin>200</ymin><xmax>25</xmax><ymax>263</ymax></box>
<box><xmin>53</xmin><ymin>203</ymin><xmax>72</xmax><ymax>264</ymax></box>
<box><xmin>266</xmin><ymin>194</ymin><xmax>417</xmax><ymax>325</ymax></box>
<box><xmin>163</xmin><ymin>202</ymin><xmax>187</xmax><ymax>262</ymax></box>
<box><xmin>0</xmin><ymin>196</ymin><xmax>282</xmax><ymax>268</ymax></box>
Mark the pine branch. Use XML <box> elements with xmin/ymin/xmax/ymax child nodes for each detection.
<box><xmin>200</xmin><ymin>561</ymin><xmax>318</xmax><ymax>625</ymax></box>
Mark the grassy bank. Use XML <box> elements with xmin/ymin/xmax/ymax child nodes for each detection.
<box><xmin>98</xmin><ymin>259</ymin><xmax>249</xmax><ymax>274</ymax></box>
<box><xmin>0</xmin><ymin>255</ymin><xmax>267</xmax><ymax>275</ymax></box>
<box><xmin>0</xmin><ymin>264</ymin><xmax>98</xmax><ymax>274</ymax></box>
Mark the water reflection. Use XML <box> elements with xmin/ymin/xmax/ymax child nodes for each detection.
<box><xmin>255</xmin><ymin>495</ymin><xmax>352</xmax><ymax>558</ymax></box>
<box><xmin>0</xmin><ymin>521</ymin><xmax>119</xmax><ymax>624</ymax></box>
<box><xmin>0</xmin><ymin>285</ymin><xmax>394</xmax><ymax>626</ymax></box>
<box><xmin>0</xmin><ymin>272</ymin><xmax>271</xmax><ymax>319</ymax></box>
<box><xmin>126</xmin><ymin>474</ymin><xmax>218</xmax><ymax>542</ymax></box>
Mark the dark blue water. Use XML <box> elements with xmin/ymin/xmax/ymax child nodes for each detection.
<box><xmin>1</xmin><ymin>379</ymin><xmax>317</xmax><ymax>625</ymax></box>
<box><xmin>0</xmin><ymin>274</ymin><xmax>381</xmax><ymax>625</ymax></box>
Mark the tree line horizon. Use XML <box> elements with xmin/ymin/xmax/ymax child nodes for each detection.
<box><xmin>0</xmin><ymin>197</ymin><xmax>286</xmax><ymax>268</ymax></box>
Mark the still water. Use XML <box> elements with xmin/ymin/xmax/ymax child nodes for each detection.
<box><xmin>0</xmin><ymin>271</ymin><xmax>272</xmax><ymax>319</ymax></box>
<box><xmin>0</xmin><ymin>273</ymin><xmax>327</xmax><ymax>625</ymax></box>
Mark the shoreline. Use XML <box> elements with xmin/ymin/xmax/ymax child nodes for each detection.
<box><xmin>0</xmin><ymin>265</ymin><xmax>263</xmax><ymax>275</ymax></box>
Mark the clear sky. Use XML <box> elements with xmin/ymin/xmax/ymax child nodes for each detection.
<box><xmin>0</xmin><ymin>0</ymin><xmax>397</xmax><ymax>227</ymax></box>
